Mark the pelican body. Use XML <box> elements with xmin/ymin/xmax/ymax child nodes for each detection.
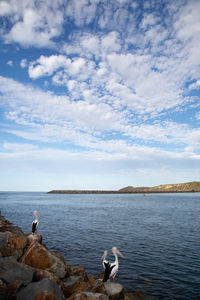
<box><xmin>102</xmin><ymin>247</ymin><xmax>125</xmax><ymax>282</ymax></box>
<box><xmin>32</xmin><ymin>210</ymin><xmax>41</xmax><ymax>233</ymax></box>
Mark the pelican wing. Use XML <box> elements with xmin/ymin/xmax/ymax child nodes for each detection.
<box><xmin>32</xmin><ymin>221</ymin><xmax>38</xmax><ymax>233</ymax></box>
<box><xmin>103</xmin><ymin>263</ymin><xmax>116</xmax><ymax>282</ymax></box>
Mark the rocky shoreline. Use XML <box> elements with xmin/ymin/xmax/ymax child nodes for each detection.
<box><xmin>0</xmin><ymin>214</ymin><xmax>155</xmax><ymax>300</ymax></box>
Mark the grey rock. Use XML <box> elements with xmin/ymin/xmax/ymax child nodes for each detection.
<box><xmin>63</xmin><ymin>275</ymin><xmax>81</xmax><ymax>288</ymax></box>
<box><xmin>0</xmin><ymin>256</ymin><xmax>34</xmax><ymax>285</ymax></box>
<box><xmin>104</xmin><ymin>282</ymin><xmax>124</xmax><ymax>300</ymax></box>
<box><xmin>16</xmin><ymin>278</ymin><xmax>65</xmax><ymax>300</ymax></box>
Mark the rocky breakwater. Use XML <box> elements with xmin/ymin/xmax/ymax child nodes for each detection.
<box><xmin>0</xmin><ymin>215</ymin><xmax>155</xmax><ymax>300</ymax></box>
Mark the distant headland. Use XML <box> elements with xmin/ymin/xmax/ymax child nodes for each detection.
<box><xmin>48</xmin><ymin>181</ymin><xmax>200</xmax><ymax>194</ymax></box>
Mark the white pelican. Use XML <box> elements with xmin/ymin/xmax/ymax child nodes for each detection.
<box><xmin>102</xmin><ymin>247</ymin><xmax>125</xmax><ymax>282</ymax></box>
<box><xmin>32</xmin><ymin>210</ymin><xmax>41</xmax><ymax>233</ymax></box>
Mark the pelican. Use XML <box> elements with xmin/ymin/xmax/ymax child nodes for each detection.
<box><xmin>102</xmin><ymin>247</ymin><xmax>125</xmax><ymax>282</ymax></box>
<box><xmin>32</xmin><ymin>210</ymin><xmax>41</xmax><ymax>233</ymax></box>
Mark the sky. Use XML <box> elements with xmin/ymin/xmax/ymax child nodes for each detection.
<box><xmin>0</xmin><ymin>0</ymin><xmax>200</xmax><ymax>191</ymax></box>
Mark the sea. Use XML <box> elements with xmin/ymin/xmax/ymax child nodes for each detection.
<box><xmin>0</xmin><ymin>192</ymin><xmax>199</xmax><ymax>300</ymax></box>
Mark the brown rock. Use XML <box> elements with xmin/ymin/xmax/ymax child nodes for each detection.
<box><xmin>86</xmin><ymin>274</ymin><xmax>99</xmax><ymax>287</ymax></box>
<box><xmin>63</xmin><ymin>275</ymin><xmax>89</xmax><ymax>298</ymax></box>
<box><xmin>26</xmin><ymin>232</ymin><xmax>43</xmax><ymax>244</ymax></box>
<box><xmin>20</xmin><ymin>242</ymin><xmax>69</xmax><ymax>278</ymax></box>
<box><xmin>8</xmin><ymin>279</ymin><xmax>23</xmax><ymax>295</ymax></box>
<box><xmin>87</xmin><ymin>281</ymin><xmax>105</xmax><ymax>294</ymax></box>
<box><xmin>0</xmin><ymin>226</ymin><xmax>27</xmax><ymax>259</ymax></box>
<box><xmin>71</xmin><ymin>292</ymin><xmax>109</xmax><ymax>300</ymax></box>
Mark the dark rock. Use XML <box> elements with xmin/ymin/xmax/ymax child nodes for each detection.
<box><xmin>16</xmin><ymin>278</ymin><xmax>65</xmax><ymax>300</ymax></box>
<box><xmin>0</xmin><ymin>278</ymin><xmax>8</xmax><ymax>300</ymax></box>
<box><xmin>104</xmin><ymin>282</ymin><xmax>124</xmax><ymax>300</ymax></box>
<box><xmin>0</xmin><ymin>256</ymin><xmax>34</xmax><ymax>285</ymax></box>
<box><xmin>33</xmin><ymin>269</ymin><xmax>69</xmax><ymax>298</ymax></box>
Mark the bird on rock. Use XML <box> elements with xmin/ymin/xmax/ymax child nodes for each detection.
<box><xmin>102</xmin><ymin>247</ymin><xmax>125</xmax><ymax>282</ymax></box>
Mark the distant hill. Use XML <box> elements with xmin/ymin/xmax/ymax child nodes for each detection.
<box><xmin>48</xmin><ymin>181</ymin><xmax>200</xmax><ymax>194</ymax></box>
<box><xmin>118</xmin><ymin>186</ymin><xmax>150</xmax><ymax>193</ymax></box>
<box><xmin>118</xmin><ymin>181</ymin><xmax>200</xmax><ymax>193</ymax></box>
<box><xmin>151</xmin><ymin>181</ymin><xmax>200</xmax><ymax>192</ymax></box>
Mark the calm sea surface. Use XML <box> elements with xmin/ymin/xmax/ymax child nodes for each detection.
<box><xmin>0</xmin><ymin>192</ymin><xmax>199</xmax><ymax>300</ymax></box>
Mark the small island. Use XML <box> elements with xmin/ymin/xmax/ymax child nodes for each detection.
<box><xmin>48</xmin><ymin>181</ymin><xmax>200</xmax><ymax>194</ymax></box>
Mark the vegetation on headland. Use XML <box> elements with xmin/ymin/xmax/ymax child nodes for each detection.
<box><xmin>48</xmin><ymin>181</ymin><xmax>200</xmax><ymax>194</ymax></box>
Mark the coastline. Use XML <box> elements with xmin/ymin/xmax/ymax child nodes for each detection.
<box><xmin>47</xmin><ymin>190</ymin><xmax>200</xmax><ymax>194</ymax></box>
<box><xmin>0</xmin><ymin>213</ymin><xmax>155</xmax><ymax>300</ymax></box>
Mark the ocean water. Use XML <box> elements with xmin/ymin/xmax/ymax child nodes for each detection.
<box><xmin>0</xmin><ymin>192</ymin><xmax>199</xmax><ymax>300</ymax></box>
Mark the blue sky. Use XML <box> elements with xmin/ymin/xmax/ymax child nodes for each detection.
<box><xmin>0</xmin><ymin>0</ymin><xmax>200</xmax><ymax>191</ymax></box>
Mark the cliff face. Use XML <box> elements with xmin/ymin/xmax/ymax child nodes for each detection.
<box><xmin>0</xmin><ymin>214</ymin><xmax>155</xmax><ymax>300</ymax></box>
<box><xmin>118</xmin><ymin>181</ymin><xmax>200</xmax><ymax>193</ymax></box>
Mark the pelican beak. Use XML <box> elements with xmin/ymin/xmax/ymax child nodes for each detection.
<box><xmin>101</xmin><ymin>250</ymin><xmax>107</xmax><ymax>260</ymax></box>
<box><xmin>116</xmin><ymin>249</ymin><xmax>125</xmax><ymax>258</ymax></box>
<box><xmin>35</xmin><ymin>211</ymin><xmax>42</xmax><ymax>216</ymax></box>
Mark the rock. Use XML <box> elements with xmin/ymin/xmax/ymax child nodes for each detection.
<box><xmin>104</xmin><ymin>282</ymin><xmax>124</xmax><ymax>300</ymax></box>
<box><xmin>125</xmin><ymin>291</ymin><xmax>156</xmax><ymax>300</ymax></box>
<box><xmin>20</xmin><ymin>241</ymin><xmax>71</xmax><ymax>279</ymax></box>
<box><xmin>26</xmin><ymin>233</ymin><xmax>43</xmax><ymax>244</ymax></box>
<box><xmin>0</xmin><ymin>256</ymin><xmax>34</xmax><ymax>285</ymax></box>
<box><xmin>71</xmin><ymin>292</ymin><xmax>109</xmax><ymax>300</ymax></box>
<box><xmin>16</xmin><ymin>278</ymin><xmax>65</xmax><ymax>300</ymax></box>
<box><xmin>0</xmin><ymin>279</ymin><xmax>8</xmax><ymax>300</ymax></box>
<box><xmin>33</xmin><ymin>269</ymin><xmax>69</xmax><ymax>298</ymax></box>
<box><xmin>0</xmin><ymin>226</ymin><xmax>28</xmax><ymax>259</ymax></box>
<box><xmin>87</xmin><ymin>281</ymin><xmax>105</xmax><ymax>294</ymax></box>
<box><xmin>8</xmin><ymin>279</ymin><xmax>23</xmax><ymax>296</ymax></box>
<box><xmin>0</xmin><ymin>216</ymin><xmax>12</xmax><ymax>227</ymax></box>
<box><xmin>63</xmin><ymin>275</ymin><xmax>89</xmax><ymax>298</ymax></box>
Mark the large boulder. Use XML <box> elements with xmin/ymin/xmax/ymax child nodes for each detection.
<box><xmin>104</xmin><ymin>282</ymin><xmax>124</xmax><ymax>300</ymax></box>
<box><xmin>0</xmin><ymin>226</ymin><xmax>27</xmax><ymax>259</ymax></box>
<box><xmin>0</xmin><ymin>256</ymin><xmax>34</xmax><ymax>285</ymax></box>
<box><xmin>16</xmin><ymin>278</ymin><xmax>65</xmax><ymax>300</ymax></box>
<box><xmin>20</xmin><ymin>241</ymin><xmax>71</xmax><ymax>279</ymax></box>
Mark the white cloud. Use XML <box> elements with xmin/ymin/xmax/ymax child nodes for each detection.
<box><xmin>0</xmin><ymin>1</ymin><xmax>12</xmax><ymax>16</ymax></box>
<box><xmin>0</xmin><ymin>75</ymin><xmax>200</xmax><ymax>154</ymax></box>
<box><xmin>3</xmin><ymin>142</ymin><xmax>38</xmax><ymax>152</ymax></box>
<box><xmin>7</xmin><ymin>60</ymin><xmax>13</xmax><ymax>67</ymax></box>
<box><xmin>20</xmin><ymin>59</ymin><xmax>27</xmax><ymax>68</ymax></box>
<box><xmin>189</xmin><ymin>80</ymin><xmax>200</xmax><ymax>90</ymax></box>
<box><xmin>2</xmin><ymin>0</ymin><xmax>65</xmax><ymax>47</ymax></box>
<box><xmin>29</xmin><ymin>55</ymin><xmax>71</xmax><ymax>79</ymax></box>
